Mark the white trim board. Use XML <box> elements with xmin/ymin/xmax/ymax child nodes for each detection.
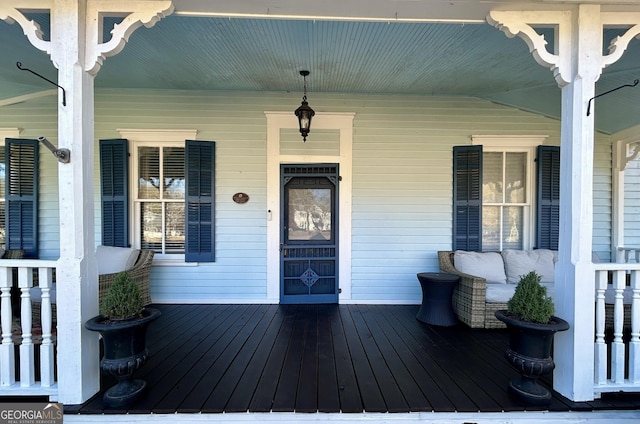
<box><xmin>265</xmin><ymin>111</ymin><xmax>354</xmax><ymax>302</ymax></box>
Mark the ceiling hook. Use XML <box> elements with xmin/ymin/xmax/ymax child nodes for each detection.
<box><xmin>17</xmin><ymin>61</ymin><xmax>66</xmax><ymax>106</ymax></box>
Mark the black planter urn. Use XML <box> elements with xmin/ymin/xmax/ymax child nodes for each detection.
<box><xmin>85</xmin><ymin>307</ymin><xmax>161</xmax><ymax>408</ymax></box>
<box><xmin>495</xmin><ymin>310</ymin><xmax>570</xmax><ymax>405</ymax></box>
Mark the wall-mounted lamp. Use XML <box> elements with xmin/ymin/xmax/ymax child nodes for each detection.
<box><xmin>38</xmin><ymin>136</ymin><xmax>70</xmax><ymax>163</ymax></box>
<box><xmin>294</xmin><ymin>70</ymin><xmax>315</xmax><ymax>142</ymax></box>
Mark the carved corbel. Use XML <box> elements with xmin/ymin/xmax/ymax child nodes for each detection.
<box><xmin>487</xmin><ymin>10</ymin><xmax>572</xmax><ymax>87</ymax></box>
<box><xmin>0</xmin><ymin>5</ymin><xmax>52</xmax><ymax>57</ymax></box>
<box><xmin>601</xmin><ymin>13</ymin><xmax>640</xmax><ymax>69</ymax></box>
<box><xmin>86</xmin><ymin>0</ymin><xmax>174</xmax><ymax>75</ymax></box>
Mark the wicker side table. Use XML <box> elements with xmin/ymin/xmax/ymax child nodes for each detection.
<box><xmin>416</xmin><ymin>272</ymin><xmax>460</xmax><ymax>326</ymax></box>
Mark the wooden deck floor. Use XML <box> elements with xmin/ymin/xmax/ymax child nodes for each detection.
<box><xmin>66</xmin><ymin>304</ymin><xmax>640</xmax><ymax>415</ymax></box>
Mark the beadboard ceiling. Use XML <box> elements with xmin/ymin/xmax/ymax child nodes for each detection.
<box><xmin>1</xmin><ymin>13</ymin><xmax>640</xmax><ymax>134</ymax></box>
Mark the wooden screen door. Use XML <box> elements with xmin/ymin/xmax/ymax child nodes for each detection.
<box><xmin>280</xmin><ymin>164</ymin><xmax>339</xmax><ymax>304</ymax></box>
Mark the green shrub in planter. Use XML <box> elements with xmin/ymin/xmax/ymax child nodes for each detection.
<box><xmin>507</xmin><ymin>271</ymin><xmax>554</xmax><ymax>324</ymax></box>
<box><xmin>100</xmin><ymin>271</ymin><xmax>144</xmax><ymax>320</ymax></box>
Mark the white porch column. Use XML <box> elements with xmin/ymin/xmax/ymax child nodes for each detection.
<box><xmin>553</xmin><ymin>5</ymin><xmax>599</xmax><ymax>400</ymax></box>
<box><xmin>50</xmin><ymin>0</ymin><xmax>100</xmax><ymax>404</ymax></box>
<box><xmin>489</xmin><ymin>5</ymin><xmax>640</xmax><ymax>401</ymax></box>
<box><xmin>3</xmin><ymin>0</ymin><xmax>172</xmax><ymax>404</ymax></box>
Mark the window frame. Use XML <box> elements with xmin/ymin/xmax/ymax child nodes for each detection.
<box><xmin>118</xmin><ymin>129</ymin><xmax>197</xmax><ymax>264</ymax></box>
<box><xmin>471</xmin><ymin>135</ymin><xmax>547</xmax><ymax>251</ymax></box>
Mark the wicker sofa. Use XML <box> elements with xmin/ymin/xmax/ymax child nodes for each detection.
<box><xmin>439</xmin><ymin>250</ymin><xmax>632</xmax><ymax>330</ymax></box>
<box><xmin>31</xmin><ymin>248</ymin><xmax>155</xmax><ymax>325</ymax></box>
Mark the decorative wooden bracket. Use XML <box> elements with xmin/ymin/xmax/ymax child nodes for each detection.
<box><xmin>488</xmin><ymin>9</ymin><xmax>640</xmax><ymax>89</ymax></box>
<box><xmin>0</xmin><ymin>1</ymin><xmax>173</xmax><ymax>76</ymax></box>
<box><xmin>86</xmin><ymin>0</ymin><xmax>174</xmax><ymax>75</ymax></box>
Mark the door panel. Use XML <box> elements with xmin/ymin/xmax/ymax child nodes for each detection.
<box><xmin>280</xmin><ymin>165</ymin><xmax>339</xmax><ymax>304</ymax></box>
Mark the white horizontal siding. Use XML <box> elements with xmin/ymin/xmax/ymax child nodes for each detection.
<box><xmin>0</xmin><ymin>89</ymin><xmax>613</xmax><ymax>303</ymax></box>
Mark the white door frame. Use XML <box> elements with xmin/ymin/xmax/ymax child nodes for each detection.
<box><xmin>265</xmin><ymin>111</ymin><xmax>354</xmax><ymax>303</ymax></box>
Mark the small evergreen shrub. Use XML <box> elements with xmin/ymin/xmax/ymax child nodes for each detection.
<box><xmin>507</xmin><ymin>271</ymin><xmax>554</xmax><ymax>324</ymax></box>
<box><xmin>100</xmin><ymin>271</ymin><xmax>144</xmax><ymax>320</ymax></box>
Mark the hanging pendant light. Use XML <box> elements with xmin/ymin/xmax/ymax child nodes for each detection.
<box><xmin>294</xmin><ymin>70</ymin><xmax>315</xmax><ymax>142</ymax></box>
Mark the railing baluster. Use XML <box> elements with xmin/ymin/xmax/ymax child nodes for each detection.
<box><xmin>630</xmin><ymin>270</ymin><xmax>640</xmax><ymax>383</ymax></box>
<box><xmin>18</xmin><ymin>267</ymin><xmax>34</xmax><ymax>387</ymax></box>
<box><xmin>612</xmin><ymin>270</ymin><xmax>626</xmax><ymax>384</ymax></box>
<box><xmin>0</xmin><ymin>267</ymin><xmax>15</xmax><ymax>387</ymax></box>
<box><xmin>38</xmin><ymin>267</ymin><xmax>55</xmax><ymax>387</ymax></box>
<box><xmin>595</xmin><ymin>269</ymin><xmax>608</xmax><ymax>385</ymax></box>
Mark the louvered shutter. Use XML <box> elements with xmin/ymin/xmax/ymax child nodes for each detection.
<box><xmin>100</xmin><ymin>139</ymin><xmax>129</xmax><ymax>247</ymax></box>
<box><xmin>185</xmin><ymin>140</ymin><xmax>215</xmax><ymax>262</ymax></box>
<box><xmin>5</xmin><ymin>138</ymin><xmax>39</xmax><ymax>258</ymax></box>
<box><xmin>453</xmin><ymin>145</ymin><xmax>482</xmax><ymax>251</ymax></box>
<box><xmin>536</xmin><ymin>145</ymin><xmax>560</xmax><ymax>250</ymax></box>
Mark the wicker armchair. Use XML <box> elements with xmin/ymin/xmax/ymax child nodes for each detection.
<box><xmin>32</xmin><ymin>249</ymin><xmax>155</xmax><ymax>326</ymax></box>
<box><xmin>98</xmin><ymin>249</ymin><xmax>154</xmax><ymax>306</ymax></box>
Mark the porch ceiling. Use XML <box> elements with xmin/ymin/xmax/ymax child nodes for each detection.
<box><xmin>1</xmin><ymin>12</ymin><xmax>640</xmax><ymax>135</ymax></box>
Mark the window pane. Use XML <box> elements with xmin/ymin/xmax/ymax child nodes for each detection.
<box><xmin>138</xmin><ymin>147</ymin><xmax>160</xmax><ymax>199</ymax></box>
<box><xmin>483</xmin><ymin>152</ymin><xmax>503</xmax><ymax>203</ymax></box>
<box><xmin>482</xmin><ymin>205</ymin><xmax>500</xmax><ymax>251</ymax></box>
<box><xmin>503</xmin><ymin>206</ymin><xmax>523</xmax><ymax>250</ymax></box>
<box><xmin>140</xmin><ymin>202</ymin><xmax>162</xmax><ymax>251</ymax></box>
<box><xmin>505</xmin><ymin>152</ymin><xmax>526</xmax><ymax>203</ymax></box>
<box><xmin>288</xmin><ymin>188</ymin><xmax>332</xmax><ymax>241</ymax></box>
<box><xmin>0</xmin><ymin>202</ymin><xmax>4</xmax><ymax>249</ymax></box>
<box><xmin>165</xmin><ymin>203</ymin><xmax>185</xmax><ymax>253</ymax></box>
<box><xmin>163</xmin><ymin>147</ymin><xmax>185</xmax><ymax>199</ymax></box>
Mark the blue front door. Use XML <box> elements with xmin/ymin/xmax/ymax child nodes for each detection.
<box><xmin>280</xmin><ymin>164</ymin><xmax>339</xmax><ymax>304</ymax></box>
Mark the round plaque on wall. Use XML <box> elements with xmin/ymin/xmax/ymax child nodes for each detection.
<box><xmin>233</xmin><ymin>192</ymin><xmax>249</xmax><ymax>204</ymax></box>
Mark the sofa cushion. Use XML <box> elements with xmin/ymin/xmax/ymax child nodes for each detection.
<box><xmin>502</xmin><ymin>249</ymin><xmax>555</xmax><ymax>284</ymax></box>
<box><xmin>454</xmin><ymin>251</ymin><xmax>507</xmax><ymax>284</ymax></box>
<box><xmin>95</xmin><ymin>245</ymin><xmax>140</xmax><ymax>275</ymax></box>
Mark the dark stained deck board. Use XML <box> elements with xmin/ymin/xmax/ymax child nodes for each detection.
<box><xmin>354</xmin><ymin>305</ymin><xmax>429</xmax><ymax>412</ymax></box>
<box><xmin>328</xmin><ymin>304</ymin><xmax>365</xmax><ymax>413</ymax></box>
<box><xmin>394</xmin><ymin>306</ymin><xmax>514</xmax><ymax>412</ymax></box>
<box><xmin>145</xmin><ymin>304</ymin><xmax>260</xmax><ymax>413</ymax></box>
<box><xmin>208</xmin><ymin>304</ymin><xmax>282</xmax><ymax>412</ymax></box>
<box><xmin>132</xmin><ymin>303</ymin><xmax>250</xmax><ymax>413</ymax></box>
<box><xmin>271</xmin><ymin>304</ymin><xmax>310</xmax><ymax>411</ymax></box>
<box><xmin>66</xmin><ymin>304</ymin><xmax>640</xmax><ymax>416</ymax></box>
<box><xmin>248</xmin><ymin>304</ymin><xmax>299</xmax><ymax>412</ymax></box>
<box><xmin>316</xmin><ymin>305</ymin><xmax>341</xmax><ymax>413</ymax></box>
<box><xmin>373</xmin><ymin>305</ymin><xmax>451</xmax><ymax>411</ymax></box>
<box><xmin>176</xmin><ymin>304</ymin><xmax>265</xmax><ymax>412</ymax></box>
<box><xmin>337</xmin><ymin>304</ymin><xmax>387</xmax><ymax>412</ymax></box>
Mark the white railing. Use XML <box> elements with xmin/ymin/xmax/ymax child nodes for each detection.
<box><xmin>0</xmin><ymin>259</ymin><xmax>57</xmax><ymax>397</ymax></box>
<box><xmin>594</xmin><ymin>262</ymin><xmax>640</xmax><ymax>395</ymax></box>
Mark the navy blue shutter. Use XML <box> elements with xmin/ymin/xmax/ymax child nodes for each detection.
<box><xmin>100</xmin><ymin>139</ymin><xmax>129</xmax><ymax>247</ymax></box>
<box><xmin>185</xmin><ymin>140</ymin><xmax>215</xmax><ymax>262</ymax></box>
<box><xmin>536</xmin><ymin>145</ymin><xmax>560</xmax><ymax>250</ymax></box>
<box><xmin>453</xmin><ymin>145</ymin><xmax>482</xmax><ymax>251</ymax></box>
<box><xmin>5</xmin><ymin>138</ymin><xmax>39</xmax><ymax>258</ymax></box>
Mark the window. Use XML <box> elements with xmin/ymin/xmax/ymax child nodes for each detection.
<box><xmin>453</xmin><ymin>136</ymin><xmax>557</xmax><ymax>252</ymax></box>
<box><xmin>482</xmin><ymin>151</ymin><xmax>529</xmax><ymax>251</ymax></box>
<box><xmin>135</xmin><ymin>144</ymin><xmax>185</xmax><ymax>254</ymax></box>
<box><xmin>100</xmin><ymin>130</ymin><xmax>215</xmax><ymax>262</ymax></box>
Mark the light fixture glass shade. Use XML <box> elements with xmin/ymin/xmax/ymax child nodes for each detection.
<box><xmin>295</xmin><ymin>99</ymin><xmax>315</xmax><ymax>142</ymax></box>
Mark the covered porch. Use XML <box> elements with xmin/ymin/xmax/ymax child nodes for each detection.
<box><xmin>60</xmin><ymin>304</ymin><xmax>639</xmax><ymax>419</ymax></box>
<box><xmin>4</xmin><ymin>0</ymin><xmax>640</xmax><ymax>412</ymax></box>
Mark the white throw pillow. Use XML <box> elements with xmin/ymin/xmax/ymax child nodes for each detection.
<box><xmin>502</xmin><ymin>249</ymin><xmax>555</xmax><ymax>284</ymax></box>
<box><xmin>453</xmin><ymin>251</ymin><xmax>507</xmax><ymax>284</ymax></box>
<box><xmin>95</xmin><ymin>245</ymin><xmax>140</xmax><ymax>275</ymax></box>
